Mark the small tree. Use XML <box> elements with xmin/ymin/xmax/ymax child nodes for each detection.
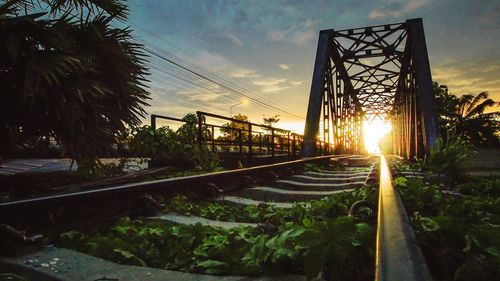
<box><xmin>262</xmin><ymin>115</ymin><xmax>281</xmax><ymax>128</ymax></box>
<box><xmin>220</xmin><ymin>114</ymin><xmax>250</xmax><ymax>141</ymax></box>
<box><xmin>423</xmin><ymin>132</ymin><xmax>470</xmax><ymax>182</ymax></box>
<box><xmin>433</xmin><ymin>82</ymin><xmax>459</xmax><ymax>136</ymax></box>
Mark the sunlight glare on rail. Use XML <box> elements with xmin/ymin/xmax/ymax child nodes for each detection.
<box><xmin>363</xmin><ymin>119</ymin><xmax>391</xmax><ymax>154</ymax></box>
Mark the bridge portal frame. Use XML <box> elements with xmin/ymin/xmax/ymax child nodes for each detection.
<box><xmin>303</xmin><ymin>18</ymin><xmax>438</xmax><ymax>159</ymax></box>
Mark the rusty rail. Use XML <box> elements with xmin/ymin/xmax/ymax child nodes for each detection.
<box><xmin>0</xmin><ymin>155</ymin><xmax>353</xmax><ymax>215</ymax></box>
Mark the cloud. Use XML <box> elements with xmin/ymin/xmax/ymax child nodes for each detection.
<box><xmin>266</xmin><ymin>30</ymin><xmax>285</xmax><ymax>42</ymax></box>
<box><xmin>480</xmin><ymin>6</ymin><xmax>500</xmax><ymax>31</ymax></box>
<box><xmin>369</xmin><ymin>0</ymin><xmax>430</xmax><ymax>19</ymax></box>
<box><xmin>291</xmin><ymin>19</ymin><xmax>319</xmax><ymax>45</ymax></box>
<box><xmin>218</xmin><ymin>31</ymin><xmax>243</xmax><ymax>46</ymax></box>
<box><xmin>291</xmin><ymin>80</ymin><xmax>303</xmax><ymax>86</ymax></box>
<box><xmin>261</xmin><ymin>85</ymin><xmax>291</xmax><ymax>93</ymax></box>
<box><xmin>265</xmin><ymin>19</ymin><xmax>318</xmax><ymax>45</ymax></box>
<box><xmin>252</xmin><ymin>77</ymin><xmax>289</xmax><ymax>92</ymax></box>
<box><xmin>368</xmin><ymin>9</ymin><xmax>386</xmax><ymax>20</ymax></box>
<box><xmin>176</xmin><ymin>89</ymin><xmax>228</xmax><ymax>102</ymax></box>
<box><xmin>292</xmin><ymin>29</ymin><xmax>316</xmax><ymax>45</ymax></box>
<box><xmin>148</xmin><ymin>104</ymin><xmax>190</xmax><ymax>117</ymax></box>
<box><xmin>252</xmin><ymin>77</ymin><xmax>286</xmax><ymax>86</ymax></box>
<box><xmin>230</xmin><ymin>68</ymin><xmax>260</xmax><ymax>78</ymax></box>
<box><xmin>195</xmin><ymin>51</ymin><xmax>230</xmax><ymax>72</ymax></box>
<box><xmin>194</xmin><ymin>50</ymin><xmax>261</xmax><ymax>79</ymax></box>
<box><xmin>266</xmin><ymin>28</ymin><xmax>292</xmax><ymax>42</ymax></box>
<box><xmin>279</xmin><ymin>64</ymin><xmax>291</xmax><ymax>70</ymax></box>
<box><xmin>147</xmin><ymin>90</ymin><xmax>203</xmax><ymax>117</ymax></box>
<box><xmin>432</xmin><ymin>58</ymin><xmax>500</xmax><ymax>104</ymax></box>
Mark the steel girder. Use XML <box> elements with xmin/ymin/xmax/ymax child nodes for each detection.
<box><xmin>303</xmin><ymin>18</ymin><xmax>438</xmax><ymax>158</ymax></box>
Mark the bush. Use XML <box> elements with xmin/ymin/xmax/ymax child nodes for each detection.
<box><xmin>128</xmin><ymin>114</ymin><xmax>220</xmax><ymax>171</ymax></box>
<box><xmin>129</xmin><ymin>125</ymin><xmax>183</xmax><ymax>160</ymax></box>
<box><xmin>423</xmin><ymin>132</ymin><xmax>470</xmax><ymax>181</ymax></box>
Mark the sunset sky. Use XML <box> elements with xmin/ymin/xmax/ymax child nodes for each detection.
<box><xmin>128</xmin><ymin>0</ymin><xmax>500</xmax><ymax>133</ymax></box>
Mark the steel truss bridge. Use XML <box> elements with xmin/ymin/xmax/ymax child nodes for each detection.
<box><xmin>303</xmin><ymin>18</ymin><xmax>438</xmax><ymax>159</ymax></box>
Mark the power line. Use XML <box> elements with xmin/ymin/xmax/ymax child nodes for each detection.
<box><xmin>145</xmin><ymin>48</ymin><xmax>305</xmax><ymax>120</ymax></box>
<box><xmin>131</xmin><ymin>24</ymin><xmax>305</xmax><ymax>119</ymax></box>
<box><xmin>145</xmin><ymin>43</ymin><xmax>289</xmax><ymax>111</ymax></box>
<box><xmin>131</xmin><ymin>23</ymin><xmax>292</xmax><ymax>110</ymax></box>
<box><xmin>147</xmin><ymin>63</ymin><xmax>274</xmax><ymax>117</ymax></box>
<box><xmin>148</xmin><ymin>62</ymin><xmax>275</xmax><ymax>118</ymax></box>
<box><xmin>148</xmin><ymin>59</ymin><xmax>271</xmax><ymax>116</ymax></box>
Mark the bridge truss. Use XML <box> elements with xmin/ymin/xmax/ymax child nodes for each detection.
<box><xmin>303</xmin><ymin>18</ymin><xmax>438</xmax><ymax>159</ymax></box>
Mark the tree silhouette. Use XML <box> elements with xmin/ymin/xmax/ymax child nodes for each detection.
<box><xmin>0</xmin><ymin>0</ymin><xmax>149</xmax><ymax>160</ymax></box>
<box><xmin>220</xmin><ymin>114</ymin><xmax>250</xmax><ymax>141</ymax></box>
<box><xmin>262</xmin><ymin>115</ymin><xmax>280</xmax><ymax>128</ymax></box>
<box><xmin>433</xmin><ymin>82</ymin><xmax>499</xmax><ymax>147</ymax></box>
<box><xmin>454</xmin><ymin>92</ymin><xmax>499</xmax><ymax>146</ymax></box>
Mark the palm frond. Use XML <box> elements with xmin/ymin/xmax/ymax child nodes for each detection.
<box><xmin>46</xmin><ymin>0</ymin><xmax>128</xmax><ymax>20</ymax></box>
<box><xmin>464</xmin><ymin>98</ymin><xmax>497</xmax><ymax>119</ymax></box>
<box><xmin>464</xmin><ymin>91</ymin><xmax>488</xmax><ymax>115</ymax></box>
<box><xmin>0</xmin><ymin>1</ymin><xmax>149</xmax><ymax>160</ymax></box>
<box><xmin>457</xmin><ymin>94</ymin><xmax>474</xmax><ymax>117</ymax></box>
<box><xmin>0</xmin><ymin>0</ymin><xmax>24</xmax><ymax>15</ymax></box>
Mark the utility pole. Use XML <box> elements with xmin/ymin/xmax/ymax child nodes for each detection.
<box><xmin>229</xmin><ymin>100</ymin><xmax>248</xmax><ymax>117</ymax></box>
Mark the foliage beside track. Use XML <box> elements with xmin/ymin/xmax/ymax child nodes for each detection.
<box><xmin>58</xmin><ymin>188</ymin><xmax>378</xmax><ymax>280</ymax></box>
<box><xmin>396</xmin><ymin>176</ymin><xmax>500</xmax><ymax>281</ymax></box>
<box><xmin>166</xmin><ymin>187</ymin><xmax>377</xmax><ymax>225</ymax></box>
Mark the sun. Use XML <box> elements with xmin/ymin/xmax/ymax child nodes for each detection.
<box><xmin>363</xmin><ymin>119</ymin><xmax>391</xmax><ymax>154</ymax></box>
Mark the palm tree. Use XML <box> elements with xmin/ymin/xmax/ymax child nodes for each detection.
<box><xmin>453</xmin><ymin>92</ymin><xmax>499</xmax><ymax>146</ymax></box>
<box><xmin>0</xmin><ymin>0</ymin><xmax>150</xmax><ymax>161</ymax></box>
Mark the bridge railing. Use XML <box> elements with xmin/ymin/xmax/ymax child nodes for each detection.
<box><xmin>151</xmin><ymin>112</ymin><xmax>335</xmax><ymax>158</ymax></box>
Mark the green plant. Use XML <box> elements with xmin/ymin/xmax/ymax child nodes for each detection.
<box><xmin>74</xmin><ymin>158</ymin><xmax>128</xmax><ymax>179</ymax></box>
<box><xmin>176</xmin><ymin>113</ymin><xmax>199</xmax><ymax>144</ymax></box>
<box><xmin>192</xmin><ymin>146</ymin><xmax>221</xmax><ymax>172</ymax></box>
<box><xmin>167</xmin><ymin>187</ymin><xmax>377</xmax><ymax>225</ymax></box>
<box><xmin>303</xmin><ymin>163</ymin><xmax>324</xmax><ymax>172</ymax></box>
<box><xmin>423</xmin><ymin>132</ymin><xmax>470</xmax><ymax>181</ymax></box>
<box><xmin>129</xmin><ymin>126</ymin><xmax>177</xmax><ymax>160</ymax></box>
<box><xmin>453</xmin><ymin>92</ymin><xmax>500</xmax><ymax>147</ymax></box>
<box><xmin>397</xmin><ymin>174</ymin><xmax>500</xmax><ymax>281</ymax></box>
<box><xmin>128</xmin><ymin>114</ymin><xmax>221</xmax><ymax>171</ymax></box>
<box><xmin>299</xmin><ymin>217</ymin><xmax>375</xmax><ymax>280</ymax></box>
<box><xmin>58</xmin><ymin>214</ymin><xmax>375</xmax><ymax>279</ymax></box>
<box><xmin>57</xmin><ymin>185</ymin><xmax>378</xmax><ymax>278</ymax></box>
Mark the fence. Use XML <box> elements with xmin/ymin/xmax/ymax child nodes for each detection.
<box><xmin>151</xmin><ymin>112</ymin><xmax>335</xmax><ymax>159</ymax></box>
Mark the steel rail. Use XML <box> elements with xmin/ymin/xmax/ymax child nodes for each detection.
<box><xmin>375</xmin><ymin>155</ymin><xmax>432</xmax><ymax>281</ymax></box>
<box><xmin>0</xmin><ymin>155</ymin><xmax>357</xmax><ymax>213</ymax></box>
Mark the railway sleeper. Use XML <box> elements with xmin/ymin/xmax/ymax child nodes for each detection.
<box><xmin>273</xmin><ymin>180</ymin><xmax>365</xmax><ymax>191</ymax></box>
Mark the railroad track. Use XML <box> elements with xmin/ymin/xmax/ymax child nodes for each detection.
<box><xmin>0</xmin><ymin>155</ymin><xmax>432</xmax><ymax>281</ymax></box>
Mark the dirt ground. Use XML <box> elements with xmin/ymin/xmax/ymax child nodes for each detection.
<box><xmin>463</xmin><ymin>147</ymin><xmax>500</xmax><ymax>177</ymax></box>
